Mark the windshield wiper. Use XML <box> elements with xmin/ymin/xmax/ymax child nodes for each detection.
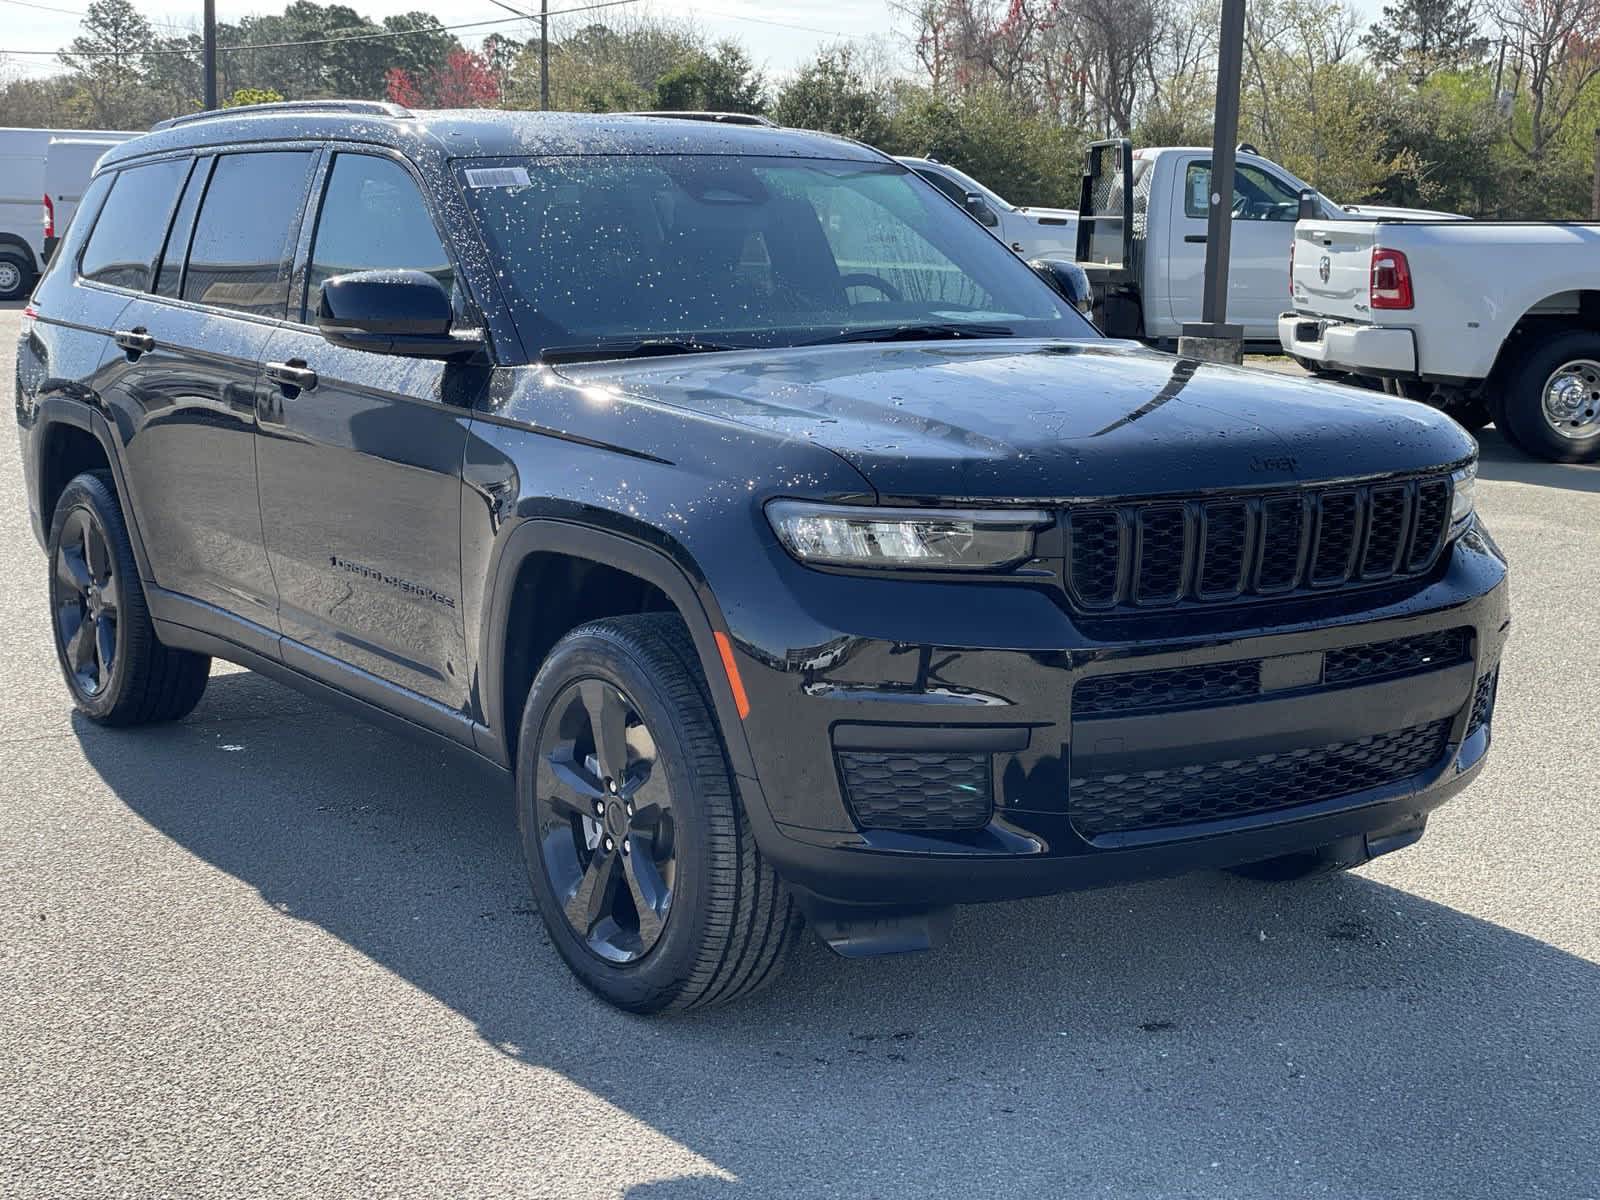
<box><xmin>539</xmin><ymin>337</ymin><xmax>745</xmax><ymax>364</ymax></box>
<box><xmin>804</xmin><ymin>322</ymin><xmax>1016</xmax><ymax>347</ymax></box>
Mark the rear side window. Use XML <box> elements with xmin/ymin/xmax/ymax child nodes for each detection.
<box><xmin>305</xmin><ymin>153</ymin><xmax>454</xmax><ymax>321</ymax></box>
<box><xmin>78</xmin><ymin>159</ymin><xmax>189</xmax><ymax>291</ymax></box>
<box><xmin>184</xmin><ymin>151</ymin><xmax>316</xmax><ymax>317</ymax></box>
<box><xmin>154</xmin><ymin>158</ymin><xmax>208</xmax><ymax>299</ymax></box>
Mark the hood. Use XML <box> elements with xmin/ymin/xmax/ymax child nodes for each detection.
<box><xmin>556</xmin><ymin>341</ymin><xmax>1475</xmax><ymax>502</ymax></box>
<box><xmin>1340</xmin><ymin>203</ymin><xmax>1468</xmax><ymax>222</ymax></box>
<box><xmin>1017</xmin><ymin>206</ymin><xmax>1078</xmax><ymax>226</ymax></box>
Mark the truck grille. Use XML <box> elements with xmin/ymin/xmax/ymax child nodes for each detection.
<box><xmin>1063</xmin><ymin>477</ymin><xmax>1452</xmax><ymax>612</ymax></box>
<box><xmin>1069</xmin><ymin>718</ymin><xmax>1452</xmax><ymax>840</ymax></box>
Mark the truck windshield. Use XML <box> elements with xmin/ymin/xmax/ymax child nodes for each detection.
<box><xmin>457</xmin><ymin>155</ymin><xmax>1093</xmax><ymax>356</ymax></box>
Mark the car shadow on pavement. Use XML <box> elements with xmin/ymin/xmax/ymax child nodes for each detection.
<box><xmin>74</xmin><ymin>670</ymin><xmax>1599</xmax><ymax>1198</ymax></box>
<box><xmin>1477</xmin><ymin>425</ymin><xmax>1600</xmax><ymax>493</ymax></box>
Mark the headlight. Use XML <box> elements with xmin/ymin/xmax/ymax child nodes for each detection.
<box><xmin>766</xmin><ymin>501</ymin><xmax>1051</xmax><ymax>571</ymax></box>
<box><xmin>1449</xmin><ymin>461</ymin><xmax>1476</xmax><ymax>536</ymax></box>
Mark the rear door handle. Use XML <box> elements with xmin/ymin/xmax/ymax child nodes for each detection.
<box><xmin>113</xmin><ymin>328</ymin><xmax>154</xmax><ymax>355</ymax></box>
<box><xmin>1183</xmin><ymin>234</ymin><xmax>1207</xmax><ymax>244</ymax></box>
<box><xmin>265</xmin><ymin>359</ymin><xmax>318</xmax><ymax>392</ymax></box>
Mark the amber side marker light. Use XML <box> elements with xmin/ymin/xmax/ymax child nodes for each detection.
<box><xmin>713</xmin><ymin>631</ymin><xmax>751</xmax><ymax>720</ymax></box>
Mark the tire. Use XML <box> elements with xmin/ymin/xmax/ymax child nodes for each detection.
<box><xmin>1500</xmin><ymin>329</ymin><xmax>1600</xmax><ymax>463</ymax></box>
<box><xmin>47</xmin><ymin>471</ymin><xmax>211</xmax><ymax>725</ymax></box>
<box><xmin>515</xmin><ymin>612</ymin><xmax>798</xmax><ymax>1013</ymax></box>
<box><xmin>0</xmin><ymin>248</ymin><xmax>33</xmax><ymax>302</ymax></box>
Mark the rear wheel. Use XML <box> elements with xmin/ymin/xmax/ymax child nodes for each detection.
<box><xmin>1502</xmin><ymin>330</ymin><xmax>1600</xmax><ymax>462</ymax></box>
<box><xmin>0</xmin><ymin>248</ymin><xmax>32</xmax><ymax>301</ymax></box>
<box><xmin>47</xmin><ymin>471</ymin><xmax>210</xmax><ymax>724</ymax></box>
<box><xmin>516</xmin><ymin>613</ymin><xmax>798</xmax><ymax>1013</ymax></box>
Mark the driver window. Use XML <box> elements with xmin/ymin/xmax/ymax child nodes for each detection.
<box><xmin>1184</xmin><ymin>161</ymin><xmax>1300</xmax><ymax>222</ymax></box>
<box><xmin>305</xmin><ymin>153</ymin><xmax>458</xmax><ymax>322</ymax></box>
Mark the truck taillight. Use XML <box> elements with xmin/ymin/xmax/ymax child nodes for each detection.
<box><xmin>20</xmin><ymin>305</ymin><xmax>38</xmax><ymax>338</ymax></box>
<box><xmin>42</xmin><ymin>193</ymin><xmax>54</xmax><ymax>240</ymax></box>
<box><xmin>1370</xmin><ymin>246</ymin><xmax>1413</xmax><ymax>309</ymax></box>
<box><xmin>1289</xmin><ymin>240</ymin><xmax>1295</xmax><ymax>298</ymax></box>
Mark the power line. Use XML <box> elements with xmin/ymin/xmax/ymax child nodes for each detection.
<box><xmin>0</xmin><ymin>0</ymin><xmax>84</xmax><ymax>14</ymax></box>
<box><xmin>1</xmin><ymin>0</ymin><xmax>640</xmax><ymax>57</ymax></box>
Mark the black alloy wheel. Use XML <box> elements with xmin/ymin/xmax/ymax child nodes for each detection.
<box><xmin>45</xmin><ymin>471</ymin><xmax>210</xmax><ymax>725</ymax></box>
<box><xmin>534</xmin><ymin>677</ymin><xmax>677</xmax><ymax>964</ymax></box>
<box><xmin>51</xmin><ymin>504</ymin><xmax>120</xmax><ymax>698</ymax></box>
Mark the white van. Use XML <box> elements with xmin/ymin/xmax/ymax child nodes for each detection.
<box><xmin>0</xmin><ymin>127</ymin><xmax>138</xmax><ymax>300</ymax></box>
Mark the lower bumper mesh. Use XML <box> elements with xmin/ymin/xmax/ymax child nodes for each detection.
<box><xmin>1069</xmin><ymin>718</ymin><xmax>1452</xmax><ymax>840</ymax></box>
<box><xmin>838</xmin><ymin>750</ymin><xmax>993</xmax><ymax>832</ymax></box>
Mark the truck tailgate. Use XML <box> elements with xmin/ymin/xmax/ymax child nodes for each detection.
<box><xmin>1292</xmin><ymin>220</ymin><xmax>1379</xmax><ymax>321</ymax></box>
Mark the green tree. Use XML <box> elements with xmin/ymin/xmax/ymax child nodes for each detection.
<box><xmin>885</xmin><ymin>85</ymin><xmax>1082</xmax><ymax>206</ymax></box>
<box><xmin>224</xmin><ymin>86</ymin><xmax>286</xmax><ymax>107</ymax></box>
<box><xmin>773</xmin><ymin>47</ymin><xmax>891</xmax><ymax>144</ymax></box>
<box><xmin>652</xmin><ymin>41</ymin><xmax>765</xmax><ymax>113</ymax></box>
<box><xmin>58</xmin><ymin>0</ymin><xmax>155</xmax><ymax>125</ymax></box>
<box><xmin>1361</xmin><ymin>0</ymin><xmax>1488</xmax><ymax>84</ymax></box>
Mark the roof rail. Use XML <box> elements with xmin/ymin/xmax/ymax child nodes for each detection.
<box><xmin>628</xmin><ymin>110</ymin><xmax>777</xmax><ymax>127</ymax></box>
<box><xmin>152</xmin><ymin>99</ymin><xmax>413</xmax><ymax>132</ymax></box>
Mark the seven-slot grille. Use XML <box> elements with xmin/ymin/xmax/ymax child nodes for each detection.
<box><xmin>1064</xmin><ymin>476</ymin><xmax>1453</xmax><ymax>612</ymax></box>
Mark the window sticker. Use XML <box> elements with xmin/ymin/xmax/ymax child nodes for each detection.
<box><xmin>465</xmin><ymin>166</ymin><xmax>531</xmax><ymax>188</ymax></box>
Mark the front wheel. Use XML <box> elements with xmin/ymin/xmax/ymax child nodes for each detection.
<box><xmin>515</xmin><ymin>613</ymin><xmax>798</xmax><ymax>1013</ymax></box>
<box><xmin>1501</xmin><ymin>330</ymin><xmax>1600</xmax><ymax>462</ymax></box>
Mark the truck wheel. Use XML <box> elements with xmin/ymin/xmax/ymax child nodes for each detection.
<box><xmin>515</xmin><ymin>612</ymin><xmax>798</xmax><ymax>1013</ymax></box>
<box><xmin>0</xmin><ymin>248</ymin><xmax>33</xmax><ymax>301</ymax></box>
<box><xmin>47</xmin><ymin>471</ymin><xmax>211</xmax><ymax>725</ymax></box>
<box><xmin>1503</xmin><ymin>331</ymin><xmax>1600</xmax><ymax>462</ymax></box>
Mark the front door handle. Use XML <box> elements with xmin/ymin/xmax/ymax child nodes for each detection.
<box><xmin>113</xmin><ymin>327</ymin><xmax>155</xmax><ymax>355</ymax></box>
<box><xmin>1183</xmin><ymin>234</ymin><xmax>1207</xmax><ymax>244</ymax></box>
<box><xmin>265</xmin><ymin>359</ymin><xmax>318</xmax><ymax>392</ymax></box>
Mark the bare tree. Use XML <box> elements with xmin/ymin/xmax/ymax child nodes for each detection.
<box><xmin>1494</xmin><ymin>0</ymin><xmax>1600</xmax><ymax>163</ymax></box>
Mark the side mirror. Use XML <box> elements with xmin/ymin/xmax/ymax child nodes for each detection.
<box><xmin>1298</xmin><ymin>189</ymin><xmax>1321</xmax><ymax>221</ymax></box>
<box><xmin>963</xmin><ymin>190</ymin><xmax>999</xmax><ymax>228</ymax></box>
<box><xmin>1029</xmin><ymin>257</ymin><xmax>1094</xmax><ymax>316</ymax></box>
<box><xmin>317</xmin><ymin>269</ymin><xmax>481</xmax><ymax>360</ymax></box>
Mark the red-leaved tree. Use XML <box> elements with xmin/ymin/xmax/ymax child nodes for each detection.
<box><xmin>385</xmin><ymin>49</ymin><xmax>500</xmax><ymax>107</ymax></box>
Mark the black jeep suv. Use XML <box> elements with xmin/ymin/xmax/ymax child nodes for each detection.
<box><xmin>15</xmin><ymin>102</ymin><xmax>1508</xmax><ymax>1012</ymax></box>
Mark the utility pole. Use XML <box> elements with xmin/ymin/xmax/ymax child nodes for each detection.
<box><xmin>202</xmin><ymin>0</ymin><xmax>218</xmax><ymax>110</ymax></box>
<box><xmin>540</xmin><ymin>0</ymin><xmax>549</xmax><ymax>110</ymax></box>
<box><xmin>1177</xmin><ymin>0</ymin><xmax>1247</xmax><ymax>365</ymax></box>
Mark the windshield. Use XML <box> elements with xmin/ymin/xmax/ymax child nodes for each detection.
<box><xmin>457</xmin><ymin>155</ymin><xmax>1093</xmax><ymax>355</ymax></box>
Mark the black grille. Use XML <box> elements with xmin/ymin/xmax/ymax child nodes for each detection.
<box><xmin>1069</xmin><ymin>719</ymin><xmax>1452</xmax><ymax>839</ymax></box>
<box><xmin>1323</xmin><ymin>628</ymin><xmax>1471</xmax><ymax>685</ymax></box>
<box><xmin>838</xmin><ymin>750</ymin><xmax>993</xmax><ymax>831</ymax></box>
<box><xmin>1467</xmin><ymin>669</ymin><xmax>1498</xmax><ymax>737</ymax></box>
<box><xmin>1063</xmin><ymin>476</ymin><xmax>1453</xmax><ymax>612</ymax></box>
<box><xmin>1073</xmin><ymin>628</ymin><xmax>1471</xmax><ymax>719</ymax></box>
<box><xmin>1074</xmin><ymin>660</ymin><xmax>1261</xmax><ymax>717</ymax></box>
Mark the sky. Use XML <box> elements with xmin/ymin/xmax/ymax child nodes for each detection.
<box><xmin>0</xmin><ymin>0</ymin><xmax>906</xmax><ymax>80</ymax></box>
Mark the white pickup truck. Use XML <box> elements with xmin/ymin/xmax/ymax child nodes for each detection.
<box><xmin>1073</xmin><ymin>140</ymin><xmax>1457</xmax><ymax>346</ymax></box>
<box><xmin>895</xmin><ymin>156</ymin><xmax>1079</xmax><ymax>258</ymax></box>
<box><xmin>1280</xmin><ymin>216</ymin><xmax>1600</xmax><ymax>461</ymax></box>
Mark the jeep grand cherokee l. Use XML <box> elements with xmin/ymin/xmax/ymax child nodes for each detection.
<box><xmin>14</xmin><ymin>102</ymin><xmax>1508</xmax><ymax>1012</ymax></box>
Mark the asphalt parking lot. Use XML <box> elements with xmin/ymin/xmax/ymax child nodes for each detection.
<box><xmin>2</xmin><ymin>299</ymin><xmax>1597</xmax><ymax>1199</ymax></box>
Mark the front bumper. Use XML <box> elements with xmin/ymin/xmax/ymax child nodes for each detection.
<box><xmin>1278</xmin><ymin>312</ymin><xmax>1416</xmax><ymax>376</ymax></box>
<box><xmin>726</xmin><ymin>523</ymin><xmax>1509</xmax><ymax>907</ymax></box>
